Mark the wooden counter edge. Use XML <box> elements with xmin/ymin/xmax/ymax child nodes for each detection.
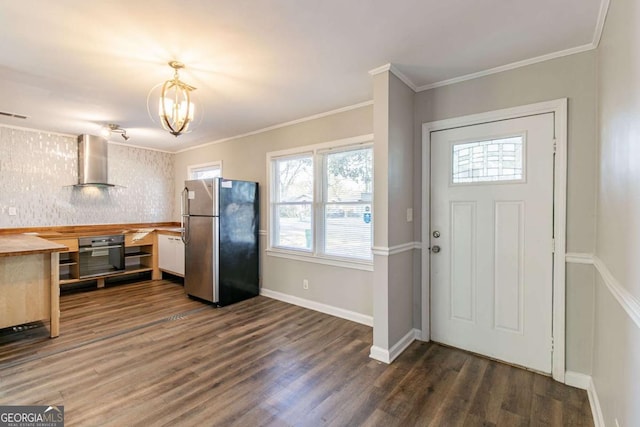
<box><xmin>50</xmin><ymin>252</ymin><xmax>60</xmax><ymax>338</ymax></box>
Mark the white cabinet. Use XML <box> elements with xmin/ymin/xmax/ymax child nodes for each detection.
<box><xmin>158</xmin><ymin>234</ymin><xmax>185</xmax><ymax>277</ymax></box>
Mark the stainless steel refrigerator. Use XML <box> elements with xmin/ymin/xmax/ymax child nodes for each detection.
<box><xmin>181</xmin><ymin>177</ymin><xmax>259</xmax><ymax>306</ymax></box>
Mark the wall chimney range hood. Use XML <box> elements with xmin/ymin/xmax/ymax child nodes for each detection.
<box><xmin>75</xmin><ymin>134</ymin><xmax>115</xmax><ymax>187</ymax></box>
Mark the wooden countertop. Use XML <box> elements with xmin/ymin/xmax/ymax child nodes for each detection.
<box><xmin>0</xmin><ymin>234</ymin><xmax>68</xmax><ymax>257</ymax></box>
<box><xmin>0</xmin><ymin>222</ymin><xmax>180</xmax><ymax>237</ymax></box>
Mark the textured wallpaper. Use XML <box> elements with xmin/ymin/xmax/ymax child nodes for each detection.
<box><xmin>0</xmin><ymin>126</ymin><xmax>174</xmax><ymax>227</ymax></box>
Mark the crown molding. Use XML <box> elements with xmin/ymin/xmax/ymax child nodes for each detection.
<box><xmin>415</xmin><ymin>43</ymin><xmax>595</xmax><ymax>91</ymax></box>
<box><xmin>371</xmin><ymin>0</ymin><xmax>610</xmax><ymax>93</ymax></box>
<box><xmin>592</xmin><ymin>0</ymin><xmax>610</xmax><ymax>47</ymax></box>
<box><xmin>368</xmin><ymin>63</ymin><xmax>418</xmax><ymax>92</ymax></box>
<box><xmin>107</xmin><ymin>140</ymin><xmax>173</xmax><ymax>154</ymax></box>
<box><xmin>0</xmin><ymin>123</ymin><xmax>75</xmax><ymax>138</ymax></box>
<box><xmin>175</xmin><ymin>100</ymin><xmax>373</xmax><ymax>154</ymax></box>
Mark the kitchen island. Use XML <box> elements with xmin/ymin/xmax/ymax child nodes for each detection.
<box><xmin>0</xmin><ymin>234</ymin><xmax>66</xmax><ymax>337</ymax></box>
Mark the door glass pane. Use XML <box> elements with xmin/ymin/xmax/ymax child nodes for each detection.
<box><xmin>452</xmin><ymin>136</ymin><xmax>524</xmax><ymax>184</ymax></box>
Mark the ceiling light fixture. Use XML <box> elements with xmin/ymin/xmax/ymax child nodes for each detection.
<box><xmin>157</xmin><ymin>61</ymin><xmax>196</xmax><ymax>137</ymax></box>
<box><xmin>101</xmin><ymin>124</ymin><xmax>130</xmax><ymax>141</ymax></box>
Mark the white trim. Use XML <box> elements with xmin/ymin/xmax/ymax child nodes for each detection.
<box><xmin>564</xmin><ymin>372</ymin><xmax>604</xmax><ymax>427</ymax></box>
<box><xmin>415</xmin><ymin>45</ymin><xmax>595</xmax><ymax>91</ymax></box>
<box><xmin>267</xmin><ymin>134</ymin><xmax>374</xmax><ymax>159</ymax></box>
<box><xmin>592</xmin><ymin>0</ymin><xmax>611</xmax><ymax>48</ymax></box>
<box><xmin>265</xmin><ymin>134</ymin><xmax>374</xmax><ymax>269</ymax></box>
<box><xmin>369</xmin><ymin>328</ymin><xmax>421</xmax><ymax>364</ymax></box>
<box><xmin>564</xmin><ymin>371</ymin><xmax>591</xmax><ymax>390</ymax></box>
<box><xmin>565</xmin><ymin>252</ymin><xmax>594</xmax><ymax>264</ymax></box>
<box><xmin>369</xmin><ymin>345</ymin><xmax>390</xmax><ymax>363</ymax></box>
<box><xmin>371</xmin><ymin>242</ymin><xmax>421</xmax><ymax>256</ymax></box>
<box><xmin>587</xmin><ymin>377</ymin><xmax>605</xmax><ymax>427</ymax></box>
<box><xmin>265</xmin><ymin>249</ymin><xmax>373</xmax><ymax>272</ymax></box>
<box><xmin>368</xmin><ymin>63</ymin><xmax>418</xmax><ymax>92</ymax></box>
<box><xmin>552</xmin><ymin>98</ymin><xmax>568</xmax><ymax>383</ymax></box>
<box><xmin>371</xmin><ymin>2</ymin><xmax>611</xmax><ymax>94</ymax></box>
<box><xmin>593</xmin><ymin>255</ymin><xmax>640</xmax><ymax>329</ymax></box>
<box><xmin>421</xmin><ymin>99</ymin><xmax>568</xmax><ymax>382</ymax></box>
<box><xmin>0</xmin><ymin>123</ymin><xmax>75</xmax><ymax>138</ymax></box>
<box><xmin>260</xmin><ymin>288</ymin><xmax>373</xmax><ymax>326</ymax></box>
<box><xmin>187</xmin><ymin>160</ymin><xmax>222</xmax><ymax>180</ymax></box>
<box><xmin>175</xmin><ymin>100</ymin><xmax>374</xmax><ymax>154</ymax></box>
<box><xmin>107</xmin><ymin>140</ymin><xmax>173</xmax><ymax>153</ymax></box>
<box><xmin>0</xmin><ymin>123</ymin><xmax>176</xmax><ymax>153</ymax></box>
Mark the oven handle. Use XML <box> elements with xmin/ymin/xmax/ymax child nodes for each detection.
<box><xmin>79</xmin><ymin>245</ymin><xmax>124</xmax><ymax>252</ymax></box>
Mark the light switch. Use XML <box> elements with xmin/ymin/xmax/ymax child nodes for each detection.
<box><xmin>406</xmin><ymin>208</ymin><xmax>413</xmax><ymax>222</ymax></box>
<box><xmin>8</xmin><ymin>207</ymin><xmax>17</xmax><ymax>216</ymax></box>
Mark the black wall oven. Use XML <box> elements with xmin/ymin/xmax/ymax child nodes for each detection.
<box><xmin>78</xmin><ymin>235</ymin><xmax>125</xmax><ymax>278</ymax></box>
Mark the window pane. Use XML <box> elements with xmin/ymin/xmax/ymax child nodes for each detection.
<box><xmin>452</xmin><ymin>136</ymin><xmax>524</xmax><ymax>184</ymax></box>
<box><xmin>324</xmin><ymin>204</ymin><xmax>372</xmax><ymax>260</ymax></box>
<box><xmin>274</xmin><ymin>204</ymin><xmax>312</xmax><ymax>250</ymax></box>
<box><xmin>190</xmin><ymin>166</ymin><xmax>221</xmax><ymax>179</ymax></box>
<box><xmin>326</xmin><ymin>148</ymin><xmax>373</xmax><ymax>203</ymax></box>
<box><xmin>275</xmin><ymin>156</ymin><xmax>313</xmax><ymax>202</ymax></box>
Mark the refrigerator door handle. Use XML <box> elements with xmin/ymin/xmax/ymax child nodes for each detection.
<box><xmin>181</xmin><ymin>187</ymin><xmax>190</xmax><ymax>244</ymax></box>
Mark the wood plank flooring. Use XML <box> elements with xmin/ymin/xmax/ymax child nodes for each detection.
<box><xmin>0</xmin><ymin>279</ymin><xmax>593</xmax><ymax>426</ymax></box>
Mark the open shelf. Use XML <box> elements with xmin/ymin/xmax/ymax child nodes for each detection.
<box><xmin>50</xmin><ymin>232</ymin><xmax>159</xmax><ymax>288</ymax></box>
<box><xmin>125</xmin><ymin>251</ymin><xmax>152</xmax><ymax>258</ymax></box>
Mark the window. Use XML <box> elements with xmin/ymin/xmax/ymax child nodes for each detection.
<box><xmin>271</xmin><ymin>154</ymin><xmax>314</xmax><ymax>251</ymax></box>
<box><xmin>323</xmin><ymin>148</ymin><xmax>373</xmax><ymax>259</ymax></box>
<box><xmin>452</xmin><ymin>136</ymin><xmax>524</xmax><ymax>184</ymax></box>
<box><xmin>188</xmin><ymin>161</ymin><xmax>222</xmax><ymax>180</ymax></box>
<box><xmin>269</xmin><ymin>139</ymin><xmax>373</xmax><ymax>264</ymax></box>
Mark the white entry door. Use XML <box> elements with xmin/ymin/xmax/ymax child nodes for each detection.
<box><xmin>430</xmin><ymin>113</ymin><xmax>554</xmax><ymax>373</ymax></box>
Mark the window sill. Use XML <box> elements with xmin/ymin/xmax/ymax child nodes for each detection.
<box><xmin>265</xmin><ymin>249</ymin><xmax>374</xmax><ymax>272</ymax></box>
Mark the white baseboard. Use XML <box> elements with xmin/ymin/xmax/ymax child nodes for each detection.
<box><xmin>587</xmin><ymin>377</ymin><xmax>605</xmax><ymax>427</ymax></box>
<box><xmin>564</xmin><ymin>371</ymin><xmax>591</xmax><ymax>389</ymax></box>
<box><xmin>565</xmin><ymin>371</ymin><xmax>603</xmax><ymax>427</ymax></box>
<box><xmin>259</xmin><ymin>288</ymin><xmax>373</xmax><ymax>326</ymax></box>
<box><xmin>369</xmin><ymin>328</ymin><xmax>421</xmax><ymax>364</ymax></box>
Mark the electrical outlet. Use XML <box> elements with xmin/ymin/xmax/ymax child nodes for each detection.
<box><xmin>406</xmin><ymin>208</ymin><xmax>413</xmax><ymax>222</ymax></box>
<box><xmin>303</xmin><ymin>279</ymin><xmax>309</xmax><ymax>290</ymax></box>
<box><xmin>8</xmin><ymin>207</ymin><xmax>17</xmax><ymax>216</ymax></box>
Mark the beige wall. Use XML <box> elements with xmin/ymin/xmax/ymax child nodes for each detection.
<box><xmin>413</xmin><ymin>51</ymin><xmax>599</xmax><ymax>373</ymax></box>
<box><xmin>372</xmin><ymin>71</ymin><xmax>416</xmax><ymax>352</ymax></box>
<box><xmin>173</xmin><ymin>105</ymin><xmax>375</xmax><ymax>317</ymax></box>
<box><xmin>593</xmin><ymin>0</ymin><xmax>640</xmax><ymax>424</ymax></box>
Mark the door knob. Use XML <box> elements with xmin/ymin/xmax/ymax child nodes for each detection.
<box><xmin>431</xmin><ymin>245</ymin><xmax>441</xmax><ymax>253</ymax></box>
<box><xmin>433</xmin><ymin>231</ymin><xmax>440</xmax><ymax>238</ymax></box>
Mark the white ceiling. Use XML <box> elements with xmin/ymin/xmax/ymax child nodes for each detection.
<box><xmin>0</xmin><ymin>0</ymin><xmax>604</xmax><ymax>152</ymax></box>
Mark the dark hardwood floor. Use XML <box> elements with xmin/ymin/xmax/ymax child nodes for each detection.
<box><xmin>0</xmin><ymin>279</ymin><xmax>593</xmax><ymax>426</ymax></box>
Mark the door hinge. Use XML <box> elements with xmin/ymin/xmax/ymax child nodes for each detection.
<box><xmin>553</xmin><ymin>139</ymin><xmax>557</xmax><ymax>154</ymax></box>
<box><xmin>551</xmin><ymin>238</ymin><xmax>555</xmax><ymax>253</ymax></box>
<box><xmin>551</xmin><ymin>336</ymin><xmax>554</xmax><ymax>351</ymax></box>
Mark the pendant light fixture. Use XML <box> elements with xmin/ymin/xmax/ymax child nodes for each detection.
<box><xmin>100</xmin><ymin>123</ymin><xmax>130</xmax><ymax>141</ymax></box>
<box><xmin>158</xmin><ymin>61</ymin><xmax>197</xmax><ymax>137</ymax></box>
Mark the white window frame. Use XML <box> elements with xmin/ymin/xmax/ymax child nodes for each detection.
<box><xmin>187</xmin><ymin>161</ymin><xmax>223</xmax><ymax>180</ymax></box>
<box><xmin>266</xmin><ymin>134</ymin><xmax>374</xmax><ymax>271</ymax></box>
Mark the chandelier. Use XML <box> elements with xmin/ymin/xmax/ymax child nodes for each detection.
<box><xmin>158</xmin><ymin>61</ymin><xmax>196</xmax><ymax>137</ymax></box>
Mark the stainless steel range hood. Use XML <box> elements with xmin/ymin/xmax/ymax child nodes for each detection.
<box><xmin>75</xmin><ymin>134</ymin><xmax>115</xmax><ymax>187</ymax></box>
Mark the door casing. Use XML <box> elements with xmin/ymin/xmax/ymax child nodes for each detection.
<box><xmin>420</xmin><ymin>99</ymin><xmax>567</xmax><ymax>382</ymax></box>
